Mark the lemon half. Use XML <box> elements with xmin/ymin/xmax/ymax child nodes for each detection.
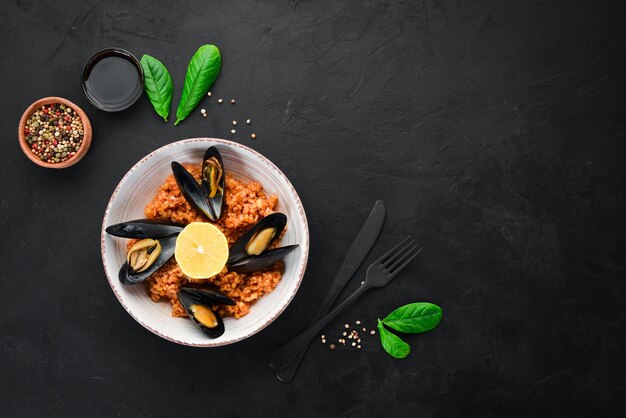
<box><xmin>175</xmin><ymin>222</ymin><xmax>229</xmax><ymax>279</ymax></box>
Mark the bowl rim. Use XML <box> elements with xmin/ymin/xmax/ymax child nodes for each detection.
<box><xmin>100</xmin><ymin>138</ymin><xmax>310</xmax><ymax>347</ymax></box>
<box><xmin>18</xmin><ymin>97</ymin><xmax>92</xmax><ymax>169</ymax></box>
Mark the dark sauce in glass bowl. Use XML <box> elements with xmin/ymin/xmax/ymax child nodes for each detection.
<box><xmin>82</xmin><ymin>48</ymin><xmax>143</xmax><ymax>112</ymax></box>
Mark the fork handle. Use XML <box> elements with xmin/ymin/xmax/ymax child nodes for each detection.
<box><xmin>269</xmin><ymin>284</ymin><xmax>369</xmax><ymax>370</ymax></box>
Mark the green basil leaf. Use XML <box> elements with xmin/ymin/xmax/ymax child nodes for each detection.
<box><xmin>174</xmin><ymin>44</ymin><xmax>221</xmax><ymax>125</ymax></box>
<box><xmin>378</xmin><ymin>319</ymin><xmax>411</xmax><ymax>359</ymax></box>
<box><xmin>382</xmin><ymin>302</ymin><xmax>442</xmax><ymax>334</ymax></box>
<box><xmin>140</xmin><ymin>54</ymin><xmax>173</xmax><ymax>122</ymax></box>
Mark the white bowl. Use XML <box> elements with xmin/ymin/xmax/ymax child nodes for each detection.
<box><xmin>101</xmin><ymin>138</ymin><xmax>309</xmax><ymax>346</ymax></box>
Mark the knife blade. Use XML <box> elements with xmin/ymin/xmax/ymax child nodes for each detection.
<box><xmin>270</xmin><ymin>200</ymin><xmax>386</xmax><ymax>377</ymax></box>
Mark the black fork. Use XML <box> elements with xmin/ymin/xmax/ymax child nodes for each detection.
<box><xmin>269</xmin><ymin>236</ymin><xmax>422</xmax><ymax>371</ymax></box>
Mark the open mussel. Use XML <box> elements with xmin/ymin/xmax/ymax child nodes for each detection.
<box><xmin>118</xmin><ymin>236</ymin><xmax>177</xmax><ymax>285</ymax></box>
<box><xmin>171</xmin><ymin>161</ymin><xmax>216</xmax><ymax>221</ymax></box>
<box><xmin>127</xmin><ymin>239</ymin><xmax>161</xmax><ymax>273</ymax></box>
<box><xmin>228</xmin><ymin>213</ymin><xmax>287</xmax><ymax>264</ymax></box>
<box><xmin>201</xmin><ymin>147</ymin><xmax>225</xmax><ymax>219</ymax></box>
<box><xmin>107</xmin><ymin>220</ymin><xmax>181</xmax><ymax>285</ymax></box>
<box><xmin>226</xmin><ymin>212</ymin><xmax>299</xmax><ymax>273</ymax></box>
<box><xmin>106</xmin><ymin>219</ymin><xmax>184</xmax><ymax>239</ymax></box>
<box><xmin>228</xmin><ymin>245</ymin><xmax>299</xmax><ymax>273</ymax></box>
<box><xmin>171</xmin><ymin>146</ymin><xmax>226</xmax><ymax>222</ymax></box>
<box><xmin>178</xmin><ymin>287</ymin><xmax>236</xmax><ymax>339</ymax></box>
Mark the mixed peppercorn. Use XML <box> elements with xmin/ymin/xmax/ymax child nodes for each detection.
<box><xmin>24</xmin><ymin>103</ymin><xmax>84</xmax><ymax>163</ymax></box>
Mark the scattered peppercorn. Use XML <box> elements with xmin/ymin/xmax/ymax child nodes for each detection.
<box><xmin>250</xmin><ymin>133</ymin><xmax>256</xmax><ymax>139</ymax></box>
<box><xmin>24</xmin><ymin>103</ymin><xmax>83</xmax><ymax>164</ymax></box>
<box><xmin>218</xmin><ymin>99</ymin><xmax>223</xmax><ymax>104</ymax></box>
<box><xmin>322</xmin><ymin>321</ymin><xmax>375</xmax><ymax>351</ymax></box>
<box><xmin>232</xmin><ymin>120</ymin><xmax>237</xmax><ymax>126</ymax></box>
<box><xmin>231</xmin><ymin>129</ymin><xmax>236</xmax><ymax>134</ymax></box>
<box><xmin>330</xmin><ymin>344</ymin><xmax>336</xmax><ymax>350</ymax></box>
<box><xmin>207</xmin><ymin>92</ymin><xmax>212</xmax><ymax>96</ymax></box>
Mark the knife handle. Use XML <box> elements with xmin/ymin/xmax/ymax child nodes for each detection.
<box><xmin>275</xmin><ymin>345</ymin><xmax>308</xmax><ymax>382</ymax></box>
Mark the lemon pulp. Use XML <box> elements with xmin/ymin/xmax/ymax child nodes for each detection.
<box><xmin>175</xmin><ymin>222</ymin><xmax>229</xmax><ymax>279</ymax></box>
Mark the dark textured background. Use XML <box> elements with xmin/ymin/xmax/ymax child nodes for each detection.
<box><xmin>1</xmin><ymin>0</ymin><xmax>625</xmax><ymax>416</ymax></box>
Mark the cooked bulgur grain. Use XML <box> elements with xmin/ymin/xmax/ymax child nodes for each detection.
<box><xmin>142</xmin><ymin>165</ymin><xmax>281</xmax><ymax>319</ymax></box>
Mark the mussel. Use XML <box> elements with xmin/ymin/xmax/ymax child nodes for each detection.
<box><xmin>228</xmin><ymin>245</ymin><xmax>300</xmax><ymax>273</ymax></box>
<box><xmin>226</xmin><ymin>213</ymin><xmax>299</xmax><ymax>273</ymax></box>
<box><xmin>178</xmin><ymin>287</ymin><xmax>236</xmax><ymax>339</ymax></box>
<box><xmin>106</xmin><ymin>219</ymin><xmax>184</xmax><ymax>239</ymax></box>
<box><xmin>118</xmin><ymin>236</ymin><xmax>177</xmax><ymax>285</ymax></box>
<box><xmin>227</xmin><ymin>213</ymin><xmax>286</xmax><ymax>263</ymax></box>
<box><xmin>171</xmin><ymin>146</ymin><xmax>225</xmax><ymax>221</ymax></box>
<box><xmin>201</xmin><ymin>147</ymin><xmax>225</xmax><ymax>219</ymax></box>
<box><xmin>106</xmin><ymin>219</ymin><xmax>183</xmax><ymax>285</ymax></box>
<box><xmin>127</xmin><ymin>239</ymin><xmax>161</xmax><ymax>273</ymax></box>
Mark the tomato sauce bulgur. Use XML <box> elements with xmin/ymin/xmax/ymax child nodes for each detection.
<box><xmin>142</xmin><ymin>165</ymin><xmax>282</xmax><ymax>319</ymax></box>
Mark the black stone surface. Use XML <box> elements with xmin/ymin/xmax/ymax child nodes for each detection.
<box><xmin>1</xmin><ymin>1</ymin><xmax>625</xmax><ymax>416</ymax></box>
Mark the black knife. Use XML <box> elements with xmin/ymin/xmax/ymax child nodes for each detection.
<box><xmin>270</xmin><ymin>200</ymin><xmax>386</xmax><ymax>379</ymax></box>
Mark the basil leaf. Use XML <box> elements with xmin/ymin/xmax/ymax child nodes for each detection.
<box><xmin>382</xmin><ymin>302</ymin><xmax>442</xmax><ymax>334</ymax></box>
<box><xmin>174</xmin><ymin>44</ymin><xmax>221</xmax><ymax>125</ymax></box>
<box><xmin>378</xmin><ymin>319</ymin><xmax>411</xmax><ymax>359</ymax></box>
<box><xmin>140</xmin><ymin>54</ymin><xmax>173</xmax><ymax>122</ymax></box>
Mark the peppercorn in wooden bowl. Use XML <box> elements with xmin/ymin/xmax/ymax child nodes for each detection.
<box><xmin>18</xmin><ymin>97</ymin><xmax>92</xmax><ymax>168</ymax></box>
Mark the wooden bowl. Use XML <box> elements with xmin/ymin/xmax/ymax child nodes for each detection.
<box><xmin>18</xmin><ymin>97</ymin><xmax>92</xmax><ymax>168</ymax></box>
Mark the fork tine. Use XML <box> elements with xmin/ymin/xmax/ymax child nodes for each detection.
<box><xmin>382</xmin><ymin>239</ymin><xmax>416</xmax><ymax>267</ymax></box>
<box><xmin>376</xmin><ymin>236</ymin><xmax>412</xmax><ymax>264</ymax></box>
<box><xmin>386</xmin><ymin>243</ymin><xmax>418</xmax><ymax>270</ymax></box>
<box><xmin>388</xmin><ymin>247</ymin><xmax>422</xmax><ymax>277</ymax></box>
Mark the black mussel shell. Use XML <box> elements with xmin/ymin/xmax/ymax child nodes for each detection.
<box><xmin>171</xmin><ymin>161</ymin><xmax>216</xmax><ymax>221</ymax></box>
<box><xmin>200</xmin><ymin>147</ymin><xmax>226</xmax><ymax>220</ymax></box>
<box><xmin>178</xmin><ymin>287</ymin><xmax>236</xmax><ymax>306</ymax></box>
<box><xmin>106</xmin><ymin>219</ymin><xmax>184</xmax><ymax>239</ymax></box>
<box><xmin>228</xmin><ymin>245</ymin><xmax>299</xmax><ymax>274</ymax></box>
<box><xmin>227</xmin><ymin>213</ymin><xmax>288</xmax><ymax>264</ymax></box>
<box><xmin>178</xmin><ymin>288</ymin><xmax>230</xmax><ymax>339</ymax></box>
<box><xmin>118</xmin><ymin>236</ymin><xmax>177</xmax><ymax>285</ymax></box>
